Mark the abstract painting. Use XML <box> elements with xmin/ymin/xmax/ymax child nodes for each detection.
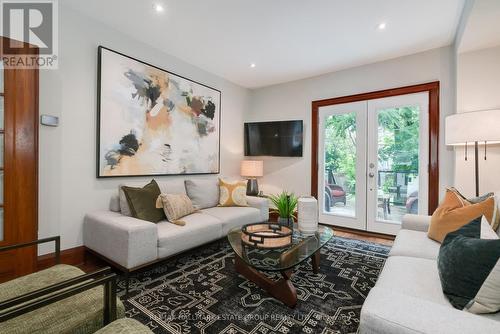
<box><xmin>97</xmin><ymin>46</ymin><xmax>221</xmax><ymax>177</ymax></box>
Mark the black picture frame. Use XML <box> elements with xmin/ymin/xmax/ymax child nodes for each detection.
<box><xmin>96</xmin><ymin>46</ymin><xmax>222</xmax><ymax>178</ymax></box>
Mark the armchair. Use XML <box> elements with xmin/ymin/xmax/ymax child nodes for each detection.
<box><xmin>0</xmin><ymin>236</ymin><xmax>125</xmax><ymax>333</ymax></box>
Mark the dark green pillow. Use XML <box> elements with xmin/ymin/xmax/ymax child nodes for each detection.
<box><xmin>122</xmin><ymin>180</ymin><xmax>165</xmax><ymax>223</ymax></box>
<box><xmin>437</xmin><ymin>217</ymin><xmax>500</xmax><ymax>311</ymax></box>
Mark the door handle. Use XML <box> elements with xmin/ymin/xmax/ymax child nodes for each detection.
<box><xmin>368</xmin><ymin>172</ymin><xmax>375</xmax><ymax>178</ymax></box>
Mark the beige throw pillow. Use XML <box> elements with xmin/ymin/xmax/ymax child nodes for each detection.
<box><xmin>218</xmin><ymin>179</ymin><xmax>248</xmax><ymax>207</ymax></box>
<box><xmin>155</xmin><ymin>194</ymin><xmax>196</xmax><ymax>226</ymax></box>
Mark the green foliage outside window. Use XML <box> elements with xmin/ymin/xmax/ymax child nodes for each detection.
<box><xmin>324</xmin><ymin>106</ymin><xmax>419</xmax><ymax>197</ymax></box>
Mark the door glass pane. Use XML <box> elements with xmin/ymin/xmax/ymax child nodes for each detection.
<box><xmin>0</xmin><ymin>135</ymin><xmax>3</xmax><ymax>166</ymax></box>
<box><xmin>376</xmin><ymin>106</ymin><xmax>420</xmax><ymax>223</ymax></box>
<box><xmin>0</xmin><ymin>96</ymin><xmax>3</xmax><ymax>129</ymax></box>
<box><xmin>0</xmin><ymin>61</ymin><xmax>3</xmax><ymax>93</ymax></box>
<box><xmin>0</xmin><ymin>208</ymin><xmax>3</xmax><ymax>241</ymax></box>
<box><xmin>0</xmin><ymin>67</ymin><xmax>2</xmax><ymax>239</ymax></box>
<box><xmin>323</xmin><ymin>113</ymin><xmax>356</xmax><ymax>217</ymax></box>
<box><xmin>0</xmin><ymin>170</ymin><xmax>3</xmax><ymax>204</ymax></box>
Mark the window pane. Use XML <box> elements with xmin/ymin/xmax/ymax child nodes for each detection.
<box><xmin>323</xmin><ymin>113</ymin><xmax>356</xmax><ymax>217</ymax></box>
<box><xmin>0</xmin><ymin>62</ymin><xmax>3</xmax><ymax>93</ymax></box>
<box><xmin>0</xmin><ymin>171</ymin><xmax>3</xmax><ymax>204</ymax></box>
<box><xmin>0</xmin><ymin>208</ymin><xmax>3</xmax><ymax>241</ymax></box>
<box><xmin>0</xmin><ymin>134</ymin><xmax>3</xmax><ymax>167</ymax></box>
<box><xmin>0</xmin><ymin>96</ymin><xmax>3</xmax><ymax>129</ymax></box>
<box><xmin>376</xmin><ymin>106</ymin><xmax>420</xmax><ymax>223</ymax></box>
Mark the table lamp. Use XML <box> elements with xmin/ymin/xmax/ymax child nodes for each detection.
<box><xmin>445</xmin><ymin>109</ymin><xmax>500</xmax><ymax>196</ymax></box>
<box><xmin>241</xmin><ymin>160</ymin><xmax>263</xmax><ymax>196</ymax></box>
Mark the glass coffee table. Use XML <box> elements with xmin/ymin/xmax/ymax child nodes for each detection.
<box><xmin>227</xmin><ymin>224</ymin><xmax>334</xmax><ymax>308</ymax></box>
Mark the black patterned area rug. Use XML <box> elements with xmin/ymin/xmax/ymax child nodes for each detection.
<box><xmin>118</xmin><ymin>237</ymin><xmax>390</xmax><ymax>334</ymax></box>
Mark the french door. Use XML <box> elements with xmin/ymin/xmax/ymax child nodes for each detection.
<box><xmin>318</xmin><ymin>92</ymin><xmax>429</xmax><ymax>235</ymax></box>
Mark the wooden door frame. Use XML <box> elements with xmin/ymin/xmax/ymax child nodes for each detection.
<box><xmin>311</xmin><ymin>82</ymin><xmax>440</xmax><ymax>215</ymax></box>
<box><xmin>0</xmin><ymin>37</ymin><xmax>39</xmax><ymax>281</ymax></box>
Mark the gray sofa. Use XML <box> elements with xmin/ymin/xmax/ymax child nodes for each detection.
<box><xmin>359</xmin><ymin>214</ymin><xmax>500</xmax><ymax>334</ymax></box>
<box><xmin>83</xmin><ymin>178</ymin><xmax>269</xmax><ymax>271</ymax></box>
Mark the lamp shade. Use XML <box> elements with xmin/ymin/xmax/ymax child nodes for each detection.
<box><xmin>445</xmin><ymin>109</ymin><xmax>500</xmax><ymax>145</ymax></box>
<box><xmin>240</xmin><ymin>160</ymin><xmax>263</xmax><ymax>177</ymax></box>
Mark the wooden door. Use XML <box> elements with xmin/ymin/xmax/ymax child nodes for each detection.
<box><xmin>0</xmin><ymin>37</ymin><xmax>39</xmax><ymax>282</ymax></box>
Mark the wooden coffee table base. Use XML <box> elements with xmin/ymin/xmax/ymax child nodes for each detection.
<box><xmin>234</xmin><ymin>250</ymin><xmax>320</xmax><ymax>308</ymax></box>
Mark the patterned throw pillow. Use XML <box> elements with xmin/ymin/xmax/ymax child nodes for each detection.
<box><xmin>218</xmin><ymin>179</ymin><xmax>248</xmax><ymax>207</ymax></box>
<box><xmin>428</xmin><ymin>188</ymin><xmax>496</xmax><ymax>243</ymax></box>
<box><xmin>438</xmin><ymin>217</ymin><xmax>500</xmax><ymax>313</ymax></box>
<box><xmin>155</xmin><ymin>194</ymin><xmax>196</xmax><ymax>226</ymax></box>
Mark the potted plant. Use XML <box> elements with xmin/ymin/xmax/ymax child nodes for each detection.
<box><xmin>268</xmin><ymin>191</ymin><xmax>298</xmax><ymax>227</ymax></box>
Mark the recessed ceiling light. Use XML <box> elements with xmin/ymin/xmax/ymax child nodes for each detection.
<box><xmin>250</xmin><ymin>63</ymin><xmax>256</xmax><ymax>68</ymax></box>
<box><xmin>378</xmin><ymin>22</ymin><xmax>387</xmax><ymax>30</ymax></box>
<box><xmin>154</xmin><ymin>3</ymin><xmax>164</xmax><ymax>12</ymax></box>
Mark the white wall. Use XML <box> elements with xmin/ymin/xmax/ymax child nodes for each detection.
<box><xmin>248</xmin><ymin>47</ymin><xmax>456</xmax><ymax>198</ymax></box>
<box><xmin>455</xmin><ymin>45</ymin><xmax>500</xmax><ymax>196</ymax></box>
<box><xmin>38</xmin><ymin>6</ymin><xmax>249</xmax><ymax>253</ymax></box>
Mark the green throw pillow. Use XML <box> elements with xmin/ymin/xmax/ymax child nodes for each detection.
<box><xmin>437</xmin><ymin>217</ymin><xmax>500</xmax><ymax>313</ymax></box>
<box><xmin>121</xmin><ymin>180</ymin><xmax>165</xmax><ymax>223</ymax></box>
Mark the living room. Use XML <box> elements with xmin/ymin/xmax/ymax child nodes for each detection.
<box><xmin>1</xmin><ymin>0</ymin><xmax>499</xmax><ymax>333</ymax></box>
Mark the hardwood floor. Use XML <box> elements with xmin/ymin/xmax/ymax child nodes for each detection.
<box><xmin>334</xmin><ymin>230</ymin><xmax>394</xmax><ymax>246</ymax></box>
<box><xmin>77</xmin><ymin>254</ymin><xmax>108</xmax><ymax>273</ymax></box>
<box><xmin>76</xmin><ymin>229</ymin><xmax>393</xmax><ymax>273</ymax></box>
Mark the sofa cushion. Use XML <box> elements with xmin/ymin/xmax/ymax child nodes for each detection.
<box><xmin>438</xmin><ymin>218</ymin><xmax>500</xmax><ymax>313</ymax></box>
<box><xmin>359</xmin><ymin>287</ymin><xmax>500</xmax><ymax>334</ymax></box>
<box><xmin>95</xmin><ymin>318</ymin><xmax>152</xmax><ymax>334</ymax></box>
<box><xmin>119</xmin><ymin>180</ymin><xmax>169</xmax><ymax>216</ymax></box>
<box><xmin>157</xmin><ymin>178</ymin><xmax>187</xmax><ymax>196</ymax></box>
<box><xmin>122</xmin><ymin>180</ymin><xmax>166</xmax><ymax>223</ymax></box>
<box><xmin>375</xmin><ymin>256</ymin><xmax>451</xmax><ymax>306</ymax></box>
<box><xmin>84</xmin><ymin>211</ymin><xmax>158</xmax><ymax>269</ymax></box>
<box><xmin>155</xmin><ymin>193</ymin><xmax>195</xmax><ymax>225</ymax></box>
<box><xmin>453</xmin><ymin>187</ymin><xmax>500</xmax><ymax>231</ymax></box>
<box><xmin>428</xmin><ymin>188</ymin><xmax>495</xmax><ymax>243</ymax></box>
<box><xmin>401</xmin><ymin>214</ymin><xmax>431</xmax><ymax>232</ymax></box>
<box><xmin>185</xmin><ymin>178</ymin><xmax>219</xmax><ymax>209</ymax></box>
<box><xmin>218</xmin><ymin>179</ymin><xmax>248</xmax><ymax>207</ymax></box>
<box><xmin>201</xmin><ymin>206</ymin><xmax>262</xmax><ymax>234</ymax></box>
<box><xmin>389</xmin><ymin>229</ymin><xmax>440</xmax><ymax>260</ymax></box>
<box><xmin>481</xmin><ymin>216</ymin><xmax>500</xmax><ymax>239</ymax></box>
<box><xmin>157</xmin><ymin>213</ymin><xmax>223</xmax><ymax>258</ymax></box>
<box><xmin>109</xmin><ymin>194</ymin><xmax>121</xmax><ymax>212</ymax></box>
<box><xmin>0</xmin><ymin>264</ymin><xmax>125</xmax><ymax>333</ymax></box>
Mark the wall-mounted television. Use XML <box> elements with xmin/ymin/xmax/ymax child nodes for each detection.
<box><xmin>244</xmin><ymin>120</ymin><xmax>303</xmax><ymax>157</ymax></box>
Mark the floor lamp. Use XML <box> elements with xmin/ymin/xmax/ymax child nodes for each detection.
<box><xmin>445</xmin><ymin>109</ymin><xmax>500</xmax><ymax>196</ymax></box>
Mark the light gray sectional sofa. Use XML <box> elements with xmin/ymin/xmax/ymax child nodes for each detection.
<box><xmin>359</xmin><ymin>214</ymin><xmax>500</xmax><ymax>334</ymax></box>
<box><xmin>83</xmin><ymin>177</ymin><xmax>269</xmax><ymax>271</ymax></box>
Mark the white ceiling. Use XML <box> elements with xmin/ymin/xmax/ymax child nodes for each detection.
<box><xmin>459</xmin><ymin>0</ymin><xmax>500</xmax><ymax>53</ymax></box>
<box><xmin>63</xmin><ymin>0</ymin><xmax>465</xmax><ymax>88</ymax></box>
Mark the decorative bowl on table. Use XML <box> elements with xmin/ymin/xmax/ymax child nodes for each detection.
<box><xmin>240</xmin><ymin>222</ymin><xmax>293</xmax><ymax>249</ymax></box>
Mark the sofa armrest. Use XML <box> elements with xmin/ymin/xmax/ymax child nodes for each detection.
<box><xmin>401</xmin><ymin>214</ymin><xmax>431</xmax><ymax>232</ymax></box>
<box><xmin>360</xmin><ymin>287</ymin><xmax>500</xmax><ymax>334</ymax></box>
<box><xmin>83</xmin><ymin>211</ymin><xmax>157</xmax><ymax>269</ymax></box>
<box><xmin>246</xmin><ymin>196</ymin><xmax>269</xmax><ymax>222</ymax></box>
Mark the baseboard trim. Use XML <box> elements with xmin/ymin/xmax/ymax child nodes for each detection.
<box><xmin>330</xmin><ymin>225</ymin><xmax>395</xmax><ymax>240</ymax></box>
<box><xmin>37</xmin><ymin>245</ymin><xmax>86</xmax><ymax>270</ymax></box>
